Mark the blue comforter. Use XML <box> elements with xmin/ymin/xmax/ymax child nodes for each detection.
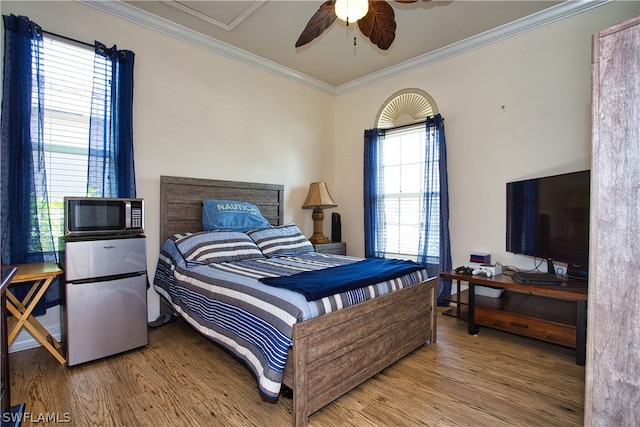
<box><xmin>259</xmin><ymin>258</ymin><xmax>425</xmax><ymax>300</ymax></box>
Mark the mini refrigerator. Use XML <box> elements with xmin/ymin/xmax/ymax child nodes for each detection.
<box><xmin>62</xmin><ymin>235</ymin><xmax>148</xmax><ymax>366</ymax></box>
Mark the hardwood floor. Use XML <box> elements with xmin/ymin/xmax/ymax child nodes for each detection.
<box><xmin>9</xmin><ymin>307</ymin><xmax>585</xmax><ymax>426</ymax></box>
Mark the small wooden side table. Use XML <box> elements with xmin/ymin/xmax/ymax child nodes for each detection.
<box><xmin>6</xmin><ymin>262</ymin><xmax>66</xmax><ymax>364</ymax></box>
<box><xmin>2</xmin><ymin>266</ymin><xmax>26</xmax><ymax>427</ymax></box>
<box><xmin>313</xmin><ymin>242</ymin><xmax>346</xmax><ymax>255</ymax></box>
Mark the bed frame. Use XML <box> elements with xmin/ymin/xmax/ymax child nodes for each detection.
<box><xmin>159</xmin><ymin>175</ymin><xmax>437</xmax><ymax>427</ymax></box>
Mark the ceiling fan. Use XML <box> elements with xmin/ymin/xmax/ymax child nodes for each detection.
<box><xmin>295</xmin><ymin>0</ymin><xmax>430</xmax><ymax>51</ymax></box>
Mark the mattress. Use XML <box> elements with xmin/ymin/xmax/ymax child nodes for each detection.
<box><xmin>153</xmin><ymin>236</ymin><xmax>429</xmax><ymax>401</ymax></box>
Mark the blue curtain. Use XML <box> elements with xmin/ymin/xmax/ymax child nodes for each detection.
<box><xmin>0</xmin><ymin>14</ymin><xmax>59</xmax><ymax>312</ymax></box>
<box><xmin>423</xmin><ymin>115</ymin><xmax>452</xmax><ymax>306</ymax></box>
<box><xmin>363</xmin><ymin>128</ymin><xmax>386</xmax><ymax>258</ymax></box>
<box><xmin>363</xmin><ymin>114</ymin><xmax>452</xmax><ymax>306</ymax></box>
<box><xmin>88</xmin><ymin>42</ymin><xmax>136</xmax><ymax>198</ymax></box>
<box><xmin>1</xmin><ymin>15</ymin><xmax>137</xmax><ymax>314</ymax></box>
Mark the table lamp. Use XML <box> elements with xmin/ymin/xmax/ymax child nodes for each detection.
<box><xmin>302</xmin><ymin>182</ymin><xmax>337</xmax><ymax>245</ymax></box>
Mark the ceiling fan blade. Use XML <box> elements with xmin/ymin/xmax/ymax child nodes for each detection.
<box><xmin>295</xmin><ymin>1</ymin><xmax>338</xmax><ymax>48</ymax></box>
<box><xmin>358</xmin><ymin>1</ymin><xmax>396</xmax><ymax>50</ymax></box>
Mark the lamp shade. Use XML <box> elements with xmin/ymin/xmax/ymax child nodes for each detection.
<box><xmin>302</xmin><ymin>182</ymin><xmax>337</xmax><ymax>209</ymax></box>
<box><xmin>335</xmin><ymin>0</ymin><xmax>369</xmax><ymax>23</ymax></box>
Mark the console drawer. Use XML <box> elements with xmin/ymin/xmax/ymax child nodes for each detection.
<box><xmin>474</xmin><ymin>307</ymin><xmax>576</xmax><ymax>348</ymax></box>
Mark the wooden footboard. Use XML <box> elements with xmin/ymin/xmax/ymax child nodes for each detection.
<box><xmin>282</xmin><ymin>277</ymin><xmax>437</xmax><ymax>427</ymax></box>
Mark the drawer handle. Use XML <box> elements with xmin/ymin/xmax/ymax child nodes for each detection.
<box><xmin>510</xmin><ymin>321</ymin><xmax>529</xmax><ymax>329</ymax></box>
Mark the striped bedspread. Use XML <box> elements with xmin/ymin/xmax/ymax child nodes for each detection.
<box><xmin>153</xmin><ymin>238</ymin><xmax>429</xmax><ymax>401</ymax></box>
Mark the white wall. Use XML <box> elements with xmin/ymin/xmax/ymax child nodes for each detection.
<box><xmin>333</xmin><ymin>1</ymin><xmax>639</xmax><ymax>275</ymax></box>
<box><xmin>1</xmin><ymin>0</ymin><xmax>335</xmax><ymax>350</ymax></box>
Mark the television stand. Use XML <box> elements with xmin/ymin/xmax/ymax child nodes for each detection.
<box><xmin>440</xmin><ymin>271</ymin><xmax>588</xmax><ymax>365</ymax></box>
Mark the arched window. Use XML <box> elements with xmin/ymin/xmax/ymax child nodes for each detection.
<box><xmin>364</xmin><ymin>89</ymin><xmax>451</xmax><ymax>305</ymax></box>
<box><xmin>375</xmin><ymin>89</ymin><xmax>437</xmax><ymax>128</ymax></box>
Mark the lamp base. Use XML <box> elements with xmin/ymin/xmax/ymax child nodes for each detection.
<box><xmin>309</xmin><ymin>233</ymin><xmax>331</xmax><ymax>245</ymax></box>
<box><xmin>308</xmin><ymin>207</ymin><xmax>331</xmax><ymax>245</ymax></box>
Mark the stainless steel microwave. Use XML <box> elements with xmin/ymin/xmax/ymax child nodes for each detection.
<box><xmin>64</xmin><ymin>197</ymin><xmax>144</xmax><ymax>237</ymax></box>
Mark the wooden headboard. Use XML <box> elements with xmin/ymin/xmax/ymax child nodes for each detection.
<box><xmin>159</xmin><ymin>176</ymin><xmax>285</xmax><ymax>245</ymax></box>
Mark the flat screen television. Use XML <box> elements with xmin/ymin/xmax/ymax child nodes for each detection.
<box><xmin>506</xmin><ymin>170</ymin><xmax>590</xmax><ymax>279</ymax></box>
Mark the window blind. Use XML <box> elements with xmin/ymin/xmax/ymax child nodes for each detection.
<box><xmin>34</xmin><ymin>36</ymin><xmax>95</xmax><ymax>246</ymax></box>
<box><xmin>380</xmin><ymin>125</ymin><xmax>440</xmax><ymax>260</ymax></box>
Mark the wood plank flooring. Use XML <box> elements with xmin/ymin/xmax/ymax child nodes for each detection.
<box><xmin>8</xmin><ymin>308</ymin><xmax>585</xmax><ymax>426</ymax></box>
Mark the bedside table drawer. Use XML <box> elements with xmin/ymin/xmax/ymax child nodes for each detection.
<box><xmin>313</xmin><ymin>242</ymin><xmax>346</xmax><ymax>255</ymax></box>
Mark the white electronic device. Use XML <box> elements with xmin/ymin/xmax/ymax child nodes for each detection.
<box><xmin>477</xmin><ymin>264</ymin><xmax>502</xmax><ymax>276</ymax></box>
<box><xmin>472</xmin><ymin>268</ymin><xmax>492</xmax><ymax>277</ymax></box>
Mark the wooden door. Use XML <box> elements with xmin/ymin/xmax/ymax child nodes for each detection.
<box><xmin>586</xmin><ymin>15</ymin><xmax>640</xmax><ymax>426</ymax></box>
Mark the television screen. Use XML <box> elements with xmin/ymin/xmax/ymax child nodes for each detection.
<box><xmin>506</xmin><ymin>170</ymin><xmax>590</xmax><ymax>267</ymax></box>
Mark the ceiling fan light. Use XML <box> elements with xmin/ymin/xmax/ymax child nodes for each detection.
<box><xmin>335</xmin><ymin>0</ymin><xmax>369</xmax><ymax>23</ymax></box>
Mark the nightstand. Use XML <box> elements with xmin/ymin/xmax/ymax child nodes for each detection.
<box><xmin>313</xmin><ymin>242</ymin><xmax>346</xmax><ymax>255</ymax></box>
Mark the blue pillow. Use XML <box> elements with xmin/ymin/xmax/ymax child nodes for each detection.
<box><xmin>202</xmin><ymin>199</ymin><xmax>271</xmax><ymax>232</ymax></box>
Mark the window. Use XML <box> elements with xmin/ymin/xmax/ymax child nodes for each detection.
<box><xmin>37</xmin><ymin>36</ymin><xmax>98</xmax><ymax>250</ymax></box>
<box><xmin>2</xmin><ymin>15</ymin><xmax>136</xmax><ymax>311</ymax></box>
<box><xmin>379</xmin><ymin>124</ymin><xmax>439</xmax><ymax>261</ymax></box>
<box><xmin>366</xmin><ymin>89</ymin><xmax>440</xmax><ymax>262</ymax></box>
<box><xmin>376</xmin><ymin>90</ymin><xmax>435</xmax><ymax>128</ymax></box>
<box><xmin>365</xmin><ymin>89</ymin><xmax>451</xmax><ymax>303</ymax></box>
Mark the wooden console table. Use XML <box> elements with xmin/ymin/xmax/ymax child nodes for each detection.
<box><xmin>440</xmin><ymin>271</ymin><xmax>588</xmax><ymax>365</ymax></box>
<box><xmin>6</xmin><ymin>262</ymin><xmax>66</xmax><ymax>364</ymax></box>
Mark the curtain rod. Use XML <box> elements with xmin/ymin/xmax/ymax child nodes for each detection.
<box><xmin>42</xmin><ymin>29</ymin><xmax>93</xmax><ymax>49</ymax></box>
<box><xmin>384</xmin><ymin>114</ymin><xmax>440</xmax><ymax>132</ymax></box>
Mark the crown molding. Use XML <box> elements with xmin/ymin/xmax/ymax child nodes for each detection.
<box><xmin>77</xmin><ymin>0</ymin><xmax>336</xmax><ymax>95</ymax></box>
<box><xmin>336</xmin><ymin>0</ymin><xmax>612</xmax><ymax>95</ymax></box>
<box><xmin>78</xmin><ymin>0</ymin><xmax>611</xmax><ymax>97</ymax></box>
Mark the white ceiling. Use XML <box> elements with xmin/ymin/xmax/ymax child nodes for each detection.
<box><xmin>86</xmin><ymin>1</ymin><xmax>608</xmax><ymax>93</ymax></box>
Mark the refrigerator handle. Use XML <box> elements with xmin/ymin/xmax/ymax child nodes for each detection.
<box><xmin>69</xmin><ymin>271</ymin><xmax>146</xmax><ymax>285</ymax></box>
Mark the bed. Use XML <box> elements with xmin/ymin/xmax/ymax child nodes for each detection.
<box><xmin>154</xmin><ymin>175</ymin><xmax>437</xmax><ymax>427</ymax></box>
